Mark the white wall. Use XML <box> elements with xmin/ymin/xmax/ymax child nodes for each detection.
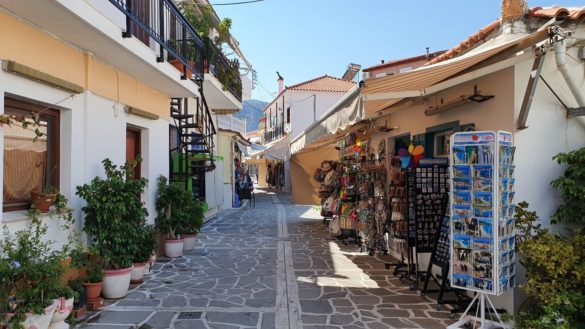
<box><xmin>513</xmin><ymin>45</ymin><xmax>585</xmax><ymax>231</ymax></box>
<box><xmin>289</xmin><ymin>90</ymin><xmax>348</xmax><ymax>140</ymax></box>
<box><xmin>0</xmin><ymin>68</ymin><xmax>169</xmax><ymax>246</ymax></box>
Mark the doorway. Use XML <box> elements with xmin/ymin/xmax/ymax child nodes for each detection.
<box><xmin>126</xmin><ymin>127</ymin><xmax>141</xmax><ymax>179</ymax></box>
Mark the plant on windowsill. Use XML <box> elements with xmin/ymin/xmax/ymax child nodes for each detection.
<box><xmin>155</xmin><ymin>175</ymin><xmax>196</xmax><ymax>257</ymax></box>
<box><xmin>76</xmin><ymin>158</ymin><xmax>148</xmax><ymax>299</ymax></box>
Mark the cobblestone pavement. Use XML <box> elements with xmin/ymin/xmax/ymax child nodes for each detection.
<box><xmin>76</xmin><ymin>190</ymin><xmax>455</xmax><ymax>329</ymax></box>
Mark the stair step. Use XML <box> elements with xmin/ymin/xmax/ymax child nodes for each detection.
<box><xmin>186</xmin><ymin>140</ymin><xmax>207</xmax><ymax>146</ymax></box>
<box><xmin>187</xmin><ymin>149</ymin><xmax>210</xmax><ymax>154</ymax></box>
<box><xmin>181</xmin><ymin>133</ymin><xmax>206</xmax><ymax>139</ymax></box>
<box><xmin>171</xmin><ymin>114</ymin><xmax>193</xmax><ymax>120</ymax></box>
<box><xmin>180</xmin><ymin>123</ymin><xmax>201</xmax><ymax>129</ymax></box>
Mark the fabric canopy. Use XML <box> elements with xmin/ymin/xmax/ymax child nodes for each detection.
<box><xmin>252</xmin><ymin>134</ymin><xmax>291</xmax><ymax>160</ymax></box>
<box><xmin>361</xmin><ymin>32</ymin><xmax>543</xmax><ymax>115</ymax></box>
<box><xmin>290</xmin><ymin>85</ymin><xmax>364</xmax><ymax>154</ymax></box>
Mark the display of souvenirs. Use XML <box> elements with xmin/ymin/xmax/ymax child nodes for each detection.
<box><xmin>411</xmin><ymin>159</ymin><xmax>449</xmax><ymax>252</ymax></box>
<box><xmin>449</xmin><ymin>131</ymin><xmax>516</xmax><ymax>295</ymax></box>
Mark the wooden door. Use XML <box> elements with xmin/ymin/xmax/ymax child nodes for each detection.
<box><xmin>131</xmin><ymin>0</ymin><xmax>150</xmax><ymax>45</ymax></box>
<box><xmin>126</xmin><ymin>128</ymin><xmax>141</xmax><ymax>179</ymax></box>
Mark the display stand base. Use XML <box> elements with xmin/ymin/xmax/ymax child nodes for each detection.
<box><xmin>448</xmin><ymin>293</ymin><xmax>511</xmax><ymax>329</ymax></box>
<box><xmin>447</xmin><ymin>316</ymin><xmax>511</xmax><ymax>329</ymax></box>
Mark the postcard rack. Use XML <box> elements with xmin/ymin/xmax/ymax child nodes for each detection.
<box><xmin>448</xmin><ymin>131</ymin><xmax>516</xmax><ymax>329</ymax></box>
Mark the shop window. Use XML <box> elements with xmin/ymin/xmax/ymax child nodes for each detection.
<box><xmin>433</xmin><ymin>129</ymin><xmax>454</xmax><ymax>158</ymax></box>
<box><xmin>3</xmin><ymin>97</ymin><xmax>60</xmax><ymax>212</ymax></box>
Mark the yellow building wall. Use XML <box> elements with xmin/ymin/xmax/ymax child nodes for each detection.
<box><xmin>217</xmin><ymin>133</ymin><xmax>234</xmax><ymax>184</ymax></box>
<box><xmin>291</xmin><ymin>145</ymin><xmax>338</xmax><ymax>205</ymax></box>
<box><xmin>0</xmin><ymin>11</ymin><xmax>168</xmax><ymax>118</ymax></box>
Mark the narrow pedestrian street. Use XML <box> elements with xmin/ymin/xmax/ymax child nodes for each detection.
<box><xmin>77</xmin><ymin>190</ymin><xmax>454</xmax><ymax>329</ymax></box>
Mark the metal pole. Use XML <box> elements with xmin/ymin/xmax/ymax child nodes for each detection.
<box><xmin>313</xmin><ymin>94</ymin><xmax>316</xmax><ymax>121</ymax></box>
<box><xmin>480</xmin><ymin>293</ymin><xmax>486</xmax><ymax>328</ymax></box>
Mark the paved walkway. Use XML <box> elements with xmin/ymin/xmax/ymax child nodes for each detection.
<box><xmin>76</xmin><ymin>190</ymin><xmax>454</xmax><ymax>329</ymax></box>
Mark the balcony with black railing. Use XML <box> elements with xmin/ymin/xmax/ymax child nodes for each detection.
<box><xmin>108</xmin><ymin>0</ymin><xmax>205</xmax><ymax>82</ymax></box>
<box><xmin>263</xmin><ymin>123</ymin><xmax>286</xmax><ymax>144</ymax></box>
<box><xmin>204</xmin><ymin>38</ymin><xmax>242</xmax><ymax>102</ymax></box>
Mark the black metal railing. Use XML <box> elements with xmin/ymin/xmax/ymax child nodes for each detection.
<box><xmin>108</xmin><ymin>0</ymin><xmax>205</xmax><ymax>81</ymax></box>
<box><xmin>263</xmin><ymin>123</ymin><xmax>286</xmax><ymax>144</ymax></box>
<box><xmin>204</xmin><ymin>38</ymin><xmax>243</xmax><ymax>101</ymax></box>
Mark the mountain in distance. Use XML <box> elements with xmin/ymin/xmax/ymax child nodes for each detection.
<box><xmin>235</xmin><ymin>99</ymin><xmax>267</xmax><ymax>132</ymax></box>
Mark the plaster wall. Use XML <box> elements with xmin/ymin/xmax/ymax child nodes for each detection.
<box><xmin>0</xmin><ymin>68</ymin><xmax>169</xmax><ymax>247</ymax></box>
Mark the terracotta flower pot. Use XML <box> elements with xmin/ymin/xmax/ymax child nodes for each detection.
<box><xmin>130</xmin><ymin>263</ymin><xmax>146</xmax><ymax>284</ymax></box>
<box><xmin>164</xmin><ymin>239</ymin><xmax>184</xmax><ymax>258</ymax></box>
<box><xmin>83</xmin><ymin>281</ymin><xmax>103</xmax><ymax>301</ymax></box>
<box><xmin>30</xmin><ymin>192</ymin><xmax>58</xmax><ymax>213</ymax></box>
<box><xmin>102</xmin><ymin>267</ymin><xmax>132</xmax><ymax>299</ymax></box>
<box><xmin>183</xmin><ymin>234</ymin><xmax>198</xmax><ymax>251</ymax></box>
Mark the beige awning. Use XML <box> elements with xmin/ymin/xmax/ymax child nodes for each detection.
<box><xmin>252</xmin><ymin>134</ymin><xmax>291</xmax><ymax>160</ymax></box>
<box><xmin>290</xmin><ymin>85</ymin><xmax>364</xmax><ymax>154</ymax></box>
<box><xmin>361</xmin><ymin>31</ymin><xmax>547</xmax><ymax>116</ymax></box>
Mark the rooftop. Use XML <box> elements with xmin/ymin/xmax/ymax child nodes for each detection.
<box><xmin>287</xmin><ymin>75</ymin><xmax>356</xmax><ymax>93</ymax></box>
<box><xmin>363</xmin><ymin>50</ymin><xmax>446</xmax><ymax>73</ymax></box>
<box><xmin>426</xmin><ymin>6</ymin><xmax>585</xmax><ymax>65</ymax></box>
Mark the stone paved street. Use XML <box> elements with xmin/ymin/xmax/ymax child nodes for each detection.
<box><xmin>76</xmin><ymin>190</ymin><xmax>455</xmax><ymax>329</ymax></box>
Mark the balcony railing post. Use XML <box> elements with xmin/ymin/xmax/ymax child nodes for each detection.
<box><xmin>122</xmin><ymin>0</ymin><xmax>132</xmax><ymax>38</ymax></box>
<box><xmin>181</xmin><ymin>25</ymin><xmax>187</xmax><ymax>80</ymax></box>
<box><xmin>157</xmin><ymin>0</ymin><xmax>164</xmax><ymax>62</ymax></box>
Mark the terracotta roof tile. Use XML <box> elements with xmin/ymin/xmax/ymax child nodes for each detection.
<box><xmin>262</xmin><ymin>75</ymin><xmax>355</xmax><ymax>112</ymax></box>
<box><xmin>363</xmin><ymin>50</ymin><xmax>446</xmax><ymax>72</ymax></box>
<box><xmin>426</xmin><ymin>6</ymin><xmax>585</xmax><ymax>66</ymax></box>
<box><xmin>287</xmin><ymin>75</ymin><xmax>355</xmax><ymax>92</ymax></box>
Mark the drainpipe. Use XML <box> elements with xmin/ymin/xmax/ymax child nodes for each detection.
<box><xmin>554</xmin><ymin>38</ymin><xmax>585</xmax><ymax>107</ymax></box>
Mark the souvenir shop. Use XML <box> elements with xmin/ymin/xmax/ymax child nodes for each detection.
<box><xmin>313</xmin><ymin>134</ymin><xmax>388</xmax><ymax>255</ymax></box>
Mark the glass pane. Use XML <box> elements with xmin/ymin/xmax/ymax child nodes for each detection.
<box><xmin>3</xmin><ymin>107</ymin><xmax>54</xmax><ymax>205</ymax></box>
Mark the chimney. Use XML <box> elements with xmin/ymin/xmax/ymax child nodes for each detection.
<box><xmin>276</xmin><ymin>71</ymin><xmax>284</xmax><ymax>93</ymax></box>
<box><xmin>501</xmin><ymin>0</ymin><xmax>528</xmax><ymax>22</ymax></box>
<box><xmin>425</xmin><ymin>47</ymin><xmax>430</xmax><ymax>60</ymax></box>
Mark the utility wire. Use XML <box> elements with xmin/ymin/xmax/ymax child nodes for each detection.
<box><xmin>209</xmin><ymin>0</ymin><xmax>264</xmax><ymax>6</ymax></box>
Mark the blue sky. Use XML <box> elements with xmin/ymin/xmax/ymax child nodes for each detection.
<box><xmin>215</xmin><ymin>0</ymin><xmax>584</xmax><ymax>101</ymax></box>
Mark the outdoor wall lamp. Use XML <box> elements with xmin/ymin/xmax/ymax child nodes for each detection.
<box><xmin>468</xmin><ymin>85</ymin><xmax>494</xmax><ymax>103</ymax></box>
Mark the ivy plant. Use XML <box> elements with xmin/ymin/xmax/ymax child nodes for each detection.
<box><xmin>551</xmin><ymin>147</ymin><xmax>585</xmax><ymax>225</ymax></box>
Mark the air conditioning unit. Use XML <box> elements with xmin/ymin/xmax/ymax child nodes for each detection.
<box><xmin>284</xmin><ymin>123</ymin><xmax>291</xmax><ymax>133</ymax></box>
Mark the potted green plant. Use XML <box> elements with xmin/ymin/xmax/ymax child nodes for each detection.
<box><xmin>66</xmin><ymin>279</ymin><xmax>86</xmax><ymax>321</ymax></box>
<box><xmin>76</xmin><ymin>158</ymin><xmax>148</xmax><ymax>299</ymax></box>
<box><xmin>155</xmin><ymin>176</ymin><xmax>194</xmax><ymax>257</ymax></box>
<box><xmin>130</xmin><ymin>225</ymin><xmax>157</xmax><ymax>284</ymax></box>
<box><xmin>0</xmin><ymin>216</ymin><xmax>71</xmax><ymax>329</ymax></box>
<box><xmin>181</xmin><ymin>200</ymin><xmax>205</xmax><ymax>252</ymax></box>
<box><xmin>82</xmin><ymin>260</ymin><xmax>103</xmax><ymax>303</ymax></box>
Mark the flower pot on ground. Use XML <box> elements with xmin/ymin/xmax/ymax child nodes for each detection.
<box><xmin>21</xmin><ymin>302</ymin><xmax>57</xmax><ymax>329</ymax></box>
<box><xmin>76</xmin><ymin>158</ymin><xmax>149</xmax><ymax>299</ymax></box>
<box><xmin>0</xmin><ymin>206</ymin><xmax>76</xmax><ymax>329</ymax></box>
<box><xmin>102</xmin><ymin>267</ymin><xmax>133</xmax><ymax>299</ymax></box>
<box><xmin>155</xmin><ymin>176</ymin><xmax>198</xmax><ymax>257</ymax></box>
<box><xmin>181</xmin><ymin>199</ymin><xmax>205</xmax><ymax>252</ymax></box>
<box><xmin>130</xmin><ymin>263</ymin><xmax>146</xmax><ymax>284</ymax></box>
<box><xmin>182</xmin><ymin>234</ymin><xmax>197</xmax><ymax>251</ymax></box>
<box><xmin>82</xmin><ymin>261</ymin><xmax>103</xmax><ymax>301</ymax></box>
<box><xmin>130</xmin><ymin>225</ymin><xmax>158</xmax><ymax>283</ymax></box>
<box><xmin>164</xmin><ymin>238</ymin><xmax>185</xmax><ymax>258</ymax></box>
<box><xmin>48</xmin><ymin>297</ymin><xmax>73</xmax><ymax>329</ymax></box>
